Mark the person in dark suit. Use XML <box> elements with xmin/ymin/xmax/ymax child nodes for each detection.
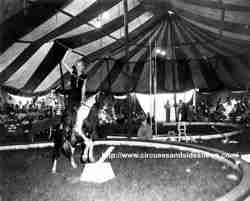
<box><xmin>71</xmin><ymin>65</ymin><xmax>78</xmax><ymax>90</ymax></box>
<box><xmin>164</xmin><ymin>100</ymin><xmax>171</xmax><ymax>122</ymax></box>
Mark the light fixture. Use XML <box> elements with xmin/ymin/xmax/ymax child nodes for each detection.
<box><xmin>168</xmin><ymin>10</ymin><xmax>174</xmax><ymax>15</ymax></box>
<box><xmin>161</xmin><ymin>50</ymin><xmax>166</xmax><ymax>56</ymax></box>
<box><xmin>155</xmin><ymin>48</ymin><xmax>167</xmax><ymax>57</ymax></box>
<box><xmin>155</xmin><ymin>48</ymin><xmax>162</xmax><ymax>54</ymax></box>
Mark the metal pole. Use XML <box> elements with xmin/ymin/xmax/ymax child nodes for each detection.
<box><xmin>123</xmin><ymin>0</ymin><xmax>129</xmax><ymax>70</ymax></box>
<box><xmin>59</xmin><ymin>62</ymin><xmax>65</xmax><ymax>91</ymax></box>
<box><xmin>154</xmin><ymin>41</ymin><xmax>158</xmax><ymax>136</ymax></box>
<box><xmin>149</xmin><ymin>41</ymin><xmax>153</xmax><ymax>128</ymax></box>
<box><xmin>59</xmin><ymin>62</ymin><xmax>66</xmax><ymax>108</ymax></box>
<box><xmin>123</xmin><ymin>0</ymin><xmax>131</xmax><ymax>137</ymax></box>
<box><xmin>174</xmin><ymin>92</ymin><xmax>177</xmax><ymax>122</ymax></box>
<box><xmin>193</xmin><ymin>89</ymin><xmax>196</xmax><ymax>108</ymax></box>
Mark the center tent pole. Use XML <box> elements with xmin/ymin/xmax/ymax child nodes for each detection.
<box><xmin>123</xmin><ymin>0</ymin><xmax>131</xmax><ymax>137</ymax></box>
<box><xmin>59</xmin><ymin>62</ymin><xmax>67</xmax><ymax>109</ymax></box>
<box><xmin>149</xmin><ymin>40</ymin><xmax>153</xmax><ymax>128</ymax></box>
<box><xmin>154</xmin><ymin>41</ymin><xmax>158</xmax><ymax>136</ymax></box>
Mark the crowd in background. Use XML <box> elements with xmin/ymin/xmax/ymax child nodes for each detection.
<box><xmin>164</xmin><ymin>96</ymin><xmax>250</xmax><ymax>124</ymax></box>
<box><xmin>1</xmin><ymin>89</ymin><xmax>250</xmax><ymax>143</ymax></box>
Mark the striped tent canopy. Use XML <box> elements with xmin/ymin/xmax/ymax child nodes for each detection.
<box><xmin>0</xmin><ymin>0</ymin><xmax>250</xmax><ymax>95</ymax></box>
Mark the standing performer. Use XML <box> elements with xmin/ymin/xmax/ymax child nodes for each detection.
<box><xmin>51</xmin><ymin>60</ymin><xmax>94</xmax><ymax>173</ymax></box>
<box><xmin>71</xmin><ymin>61</ymin><xmax>94</xmax><ymax>163</ymax></box>
<box><xmin>164</xmin><ymin>100</ymin><xmax>171</xmax><ymax>122</ymax></box>
<box><xmin>71</xmin><ymin>65</ymin><xmax>78</xmax><ymax>90</ymax></box>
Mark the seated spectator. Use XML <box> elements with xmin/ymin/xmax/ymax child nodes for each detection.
<box><xmin>137</xmin><ymin>116</ymin><xmax>153</xmax><ymax>140</ymax></box>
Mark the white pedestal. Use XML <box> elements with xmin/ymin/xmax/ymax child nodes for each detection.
<box><xmin>80</xmin><ymin>162</ymin><xmax>115</xmax><ymax>183</ymax></box>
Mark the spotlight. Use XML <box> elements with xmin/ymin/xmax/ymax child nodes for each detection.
<box><xmin>155</xmin><ymin>48</ymin><xmax>161</xmax><ymax>54</ymax></box>
<box><xmin>161</xmin><ymin>50</ymin><xmax>166</xmax><ymax>56</ymax></box>
<box><xmin>168</xmin><ymin>10</ymin><xmax>174</xmax><ymax>15</ymax></box>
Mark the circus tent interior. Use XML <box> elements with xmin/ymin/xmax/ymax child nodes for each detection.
<box><xmin>1</xmin><ymin>1</ymin><xmax>250</xmax><ymax>201</ymax></box>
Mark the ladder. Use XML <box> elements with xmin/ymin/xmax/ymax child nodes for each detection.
<box><xmin>177</xmin><ymin>121</ymin><xmax>188</xmax><ymax>142</ymax></box>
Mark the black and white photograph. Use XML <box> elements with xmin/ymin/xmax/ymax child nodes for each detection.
<box><xmin>0</xmin><ymin>0</ymin><xmax>250</xmax><ymax>200</ymax></box>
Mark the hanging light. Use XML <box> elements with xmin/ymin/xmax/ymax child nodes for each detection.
<box><xmin>155</xmin><ymin>48</ymin><xmax>162</xmax><ymax>54</ymax></box>
<box><xmin>161</xmin><ymin>50</ymin><xmax>166</xmax><ymax>56</ymax></box>
<box><xmin>168</xmin><ymin>10</ymin><xmax>174</xmax><ymax>15</ymax></box>
<box><xmin>155</xmin><ymin>48</ymin><xmax>167</xmax><ymax>57</ymax></box>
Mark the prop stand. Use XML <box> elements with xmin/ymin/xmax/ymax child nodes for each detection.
<box><xmin>80</xmin><ymin>146</ymin><xmax>115</xmax><ymax>183</ymax></box>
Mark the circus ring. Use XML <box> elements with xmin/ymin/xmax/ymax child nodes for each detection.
<box><xmin>2</xmin><ymin>139</ymin><xmax>250</xmax><ymax>201</ymax></box>
<box><xmin>106</xmin><ymin>122</ymin><xmax>243</xmax><ymax>142</ymax></box>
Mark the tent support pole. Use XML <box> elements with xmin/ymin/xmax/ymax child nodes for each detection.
<box><xmin>174</xmin><ymin>93</ymin><xmax>177</xmax><ymax>122</ymax></box>
<box><xmin>123</xmin><ymin>0</ymin><xmax>129</xmax><ymax>69</ymax></box>
<box><xmin>59</xmin><ymin>62</ymin><xmax>65</xmax><ymax>91</ymax></box>
<box><xmin>154</xmin><ymin>41</ymin><xmax>158</xmax><ymax>136</ymax></box>
<box><xmin>193</xmin><ymin>89</ymin><xmax>197</xmax><ymax>109</ymax></box>
<box><xmin>149</xmin><ymin>40</ymin><xmax>153</xmax><ymax>128</ymax></box>
<box><xmin>123</xmin><ymin>0</ymin><xmax>131</xmax><ymax>137</ymax></box>
<box><xmin>59</xmin><ymin>62</ymin><xmax>66</xmax><ymax>107</ymax></box>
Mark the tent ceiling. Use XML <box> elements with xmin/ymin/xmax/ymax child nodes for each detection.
<box><xmin>0</xmin><ymin>0</ymin><xmax>250</xmax><ymax>95</ymax></box>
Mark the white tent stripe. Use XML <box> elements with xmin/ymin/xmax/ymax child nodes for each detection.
<box><xmin>89</xmin><ymin>0</ymin><xmax>140</xmax><ymax>28</ymax></box>
<box><xmin>76</xmin><ymin>12</ymin><xmax>153</xmax><ymax>55</ymax></box>
<box><xmin>0</xmin><ymin>43</ymin><xmax>29</xmax><ymax>73</ymax></box>
<box><xmin>5</xmin><ymin>41</ymin><xmax>54</xmax><ymax>89</ymax></box>
<box><xmin>21</xmin><ymin>0</ymin><xmax>98</xmax><ymax>42</ymax></box>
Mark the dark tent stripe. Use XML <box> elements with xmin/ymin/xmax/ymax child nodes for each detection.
<box><xmin>176</xmin><ymin>8</ymin><xmax>250</xmax><ymax>37</ymax></box>
<box><xmin>182</xmin><ymin>19</ymin><xmax>243</xmax><ymax>57</ymax></box>
<box><xmin>176</xmin><ymin>59</ymin><xmax>194</xmax><ymax>91</ymax></box>
<box><xmin>226</xmin><ymin>57</ymin><xmax>250</xmax><ymax>86</ymax></box>
<box><xmin>176</xmin><ymin>0</ymin><xmax>250</xmax><ymax>12</ymax></box>
<box><xmin>98</xmin><ymin>24</ymin><xmax>162</xmax><ymax>92</ymax></box>
<box><xmin>216</xmin><ymin>57</ymin><xmax>243</xmax><ymax>89</ymax></box>
<box><xmin>98</xmin><ymin>59</ymin><xmax>124</xmax><ymax>91</ymax></box>
<box><xmin>174</xmin><ymin>17</ymin><xmax>203</xmax><ymax>59</ymax></box>
<box><xmin>159</xmin><ymin>17</ymin><xmax>169</xmax><ymax>48</ymax></box>
<box><xmin>0</xmin><ymin>42</ymin><xmax>42</xmax><ymax>82</ymax></box>
<box><xmin>219</xmin><ymin>57</ymin><xmax>245</xmax><ymax>89</ymax></box>
<box><xmin>173</xmin><ymin>19</ymin><xmax>197</xmax><ymax>59</ymax></box>
<box><xmin>198</xmin><ymin>59</ymin><xmax>222</xmax><ymax>90</ymax></box>
<box><xmin>188</xmin><ymin>60</ymin><xmax>207</xmax><ymax>89</ymax></box>
<box><xmin>22</xmin><ymin>42</ymin><xmax>67</xmax><ymax>91</ymax></box>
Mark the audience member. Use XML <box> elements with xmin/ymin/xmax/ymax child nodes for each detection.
<box><xmin>137</xmin><ymin>116</ymin><xmax>153</xmax><ymax>140</ymax></box>
<box><xmin>164</xmin><ymin>100</ymin><xmax>171</xmax><ymax>122</ymax></box>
